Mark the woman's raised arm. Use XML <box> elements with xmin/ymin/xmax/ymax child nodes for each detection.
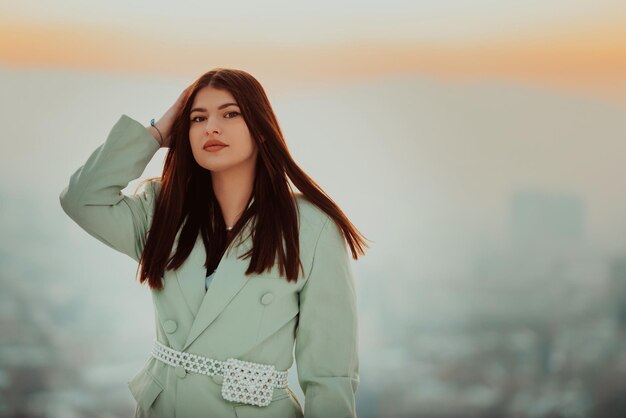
<box><xmin>59</xmin><ymin>86</ymin><xmax>191</xmax><ymax>261</ymax></box>
<box><xmin>59</xmin><ymin>114</ymin><xmax>163</xmax><ymax>262</ymax></box>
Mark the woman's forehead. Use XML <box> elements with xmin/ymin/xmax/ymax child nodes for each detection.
<box><xmin>192</xmin><ymin>86</ymin><xmax>236</xmax><ymax>108</ymax></box>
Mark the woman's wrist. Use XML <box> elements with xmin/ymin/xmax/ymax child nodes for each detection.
<box><xmin>147</xmin><ymin>124</ymin><xmax>163</xmax><ymax>147</ymax></box>
<box><xmin>147</xmin><ymin>126</ymin><xmax>162</xmax><ymax>146</ymax></box>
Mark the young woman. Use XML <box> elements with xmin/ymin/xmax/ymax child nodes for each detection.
<box><xmin>60</xmin><ymin>67</ymin><xmax>369</xmax><ymax>418</ymax></box>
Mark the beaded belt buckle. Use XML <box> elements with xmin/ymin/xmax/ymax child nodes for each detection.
<box><xmin>221</xmin><ymin>358</ymin><xmax>276</xmax><ymax>407</ymax></box>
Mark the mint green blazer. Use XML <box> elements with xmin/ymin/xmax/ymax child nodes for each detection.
<box><xmin>59</xmin><ymin>115</ymin><xmax>359</xmax><ymax>418</ymax></box>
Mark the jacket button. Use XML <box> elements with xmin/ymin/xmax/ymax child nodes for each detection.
<box><xmin>175</xmin><ymin>366</ymin><xmax>186</xmax><ymax>378</ymax></box>
<box><xmin>212</xmin><ymin>375</ymin><xmax>223</xmax><ymax>384</ymax></box>
<box><xmin>261</xmin><ymin>292</ymin><xmax>274</xmax><ymax>305</ymax></box>
<box><xmin>163</xmin><ymin>320</ymin><xmax>177</xmax><ymax>334</ymax></box>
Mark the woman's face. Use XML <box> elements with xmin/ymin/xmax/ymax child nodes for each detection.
<box><xmin>189</xmin><ymin>86</ymin><xmax>257</xmax><ymax>173</ymax></box>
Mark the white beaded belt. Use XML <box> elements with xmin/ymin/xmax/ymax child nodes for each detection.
<box><xmin>150</xmin><ymin>339</ymin><xmax>289</xmax><ymax>407</ymax></box>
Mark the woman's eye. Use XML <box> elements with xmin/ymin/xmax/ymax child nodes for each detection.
<box><xmin>191</xmin><ymin>112</ymin><xmax>239</xmax><ymax>123</ymax></box>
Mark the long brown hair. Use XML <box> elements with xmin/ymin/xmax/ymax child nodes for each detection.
<box><xmin>137</xmin><ymin>68</ymin><xmax>370</xmax><ymax>290</ymax></box>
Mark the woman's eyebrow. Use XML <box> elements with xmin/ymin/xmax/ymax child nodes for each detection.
<box><xmin>190</xmin><ymin>103</ymin><xmax>239</xmax><ymax>113</ymax></box>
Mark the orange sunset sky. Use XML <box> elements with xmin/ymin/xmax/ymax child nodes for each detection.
<box><xmin>1</xmin><ymin>1</ymin><xmax>625</xmax><ymax>108</ymax></box>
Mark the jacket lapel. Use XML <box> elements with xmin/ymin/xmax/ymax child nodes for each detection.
<box><xmin>174</xmin><ymin>216</ymin><xmax>256</xmax><ymax>352</ymax></box>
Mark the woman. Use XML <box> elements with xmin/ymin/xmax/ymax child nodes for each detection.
<box><xmin>59</xmin><ymin>67</ymin><xmax>369</xmax><ymax>418</ymax></box>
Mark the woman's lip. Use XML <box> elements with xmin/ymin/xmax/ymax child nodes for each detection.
<box><xmin>204</xmin><ymin>145</ymin><xmax>228</xmax><ymax>152</ymax></box>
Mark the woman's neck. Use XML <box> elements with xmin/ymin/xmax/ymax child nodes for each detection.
<box><xmin>211</xmin><ymin>164</ymin><xmax>255</xmax><ymax>228</ymax></box>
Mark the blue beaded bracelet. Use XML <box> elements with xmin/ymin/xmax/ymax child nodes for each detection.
<box><xmin>150</xmin><ymin>118</ymin><xmax>164</xmax><ymax>145</ymax></box>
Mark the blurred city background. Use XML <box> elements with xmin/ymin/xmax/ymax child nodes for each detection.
<box><xmin>1</xmin><ymin>1</ymin><xmax>625</xmax><ymax>417</ymax></box>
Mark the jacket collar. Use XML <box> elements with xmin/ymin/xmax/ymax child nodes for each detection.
<box><xmin>174</xmin><ymin>207</ymin><xmax>255</xmax><ymax>352</ymax></box>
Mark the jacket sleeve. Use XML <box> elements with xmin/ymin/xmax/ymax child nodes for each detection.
<box><xmin>59</xmin><ymin>114</ymin><xmax>161</xmax><ymax>262</ymax></box>
<box><xmin>295</xmin><ymin>216</ymin><xmax>360</xmax><ymax>418</ymax></box>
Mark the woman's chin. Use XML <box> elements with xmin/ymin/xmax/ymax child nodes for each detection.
<box><xmin>197</xmin><ymin>161</ymin><xmax>233</xmax><ymax>173</ymax></box>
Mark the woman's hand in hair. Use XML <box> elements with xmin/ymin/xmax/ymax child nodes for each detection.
<box><xmin>149</xmin><ymin>84</ymin><xmax>193</xmax><ymax>148</ymax></box>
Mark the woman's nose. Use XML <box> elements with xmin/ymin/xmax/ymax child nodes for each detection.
<box><xmin>205</xmin><ymin>119</ymin><xmax>221</xmax><ymax>134</ymax></box>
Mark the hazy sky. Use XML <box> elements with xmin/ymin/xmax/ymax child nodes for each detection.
<box><xmin>2</xmin><ymin>0</ymin><xmax>625</xmax><ymax>43</ymax></box>
<box><xmin>1</xmin><ymin>1</ymin><xmax>625</xmax><ymax>107</ymax></box>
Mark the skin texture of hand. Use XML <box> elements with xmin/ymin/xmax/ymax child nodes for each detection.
<box><xmin>147</xmin><ymin>85</ymin><xmax>193</xmax><ymax>148</ymax></box>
